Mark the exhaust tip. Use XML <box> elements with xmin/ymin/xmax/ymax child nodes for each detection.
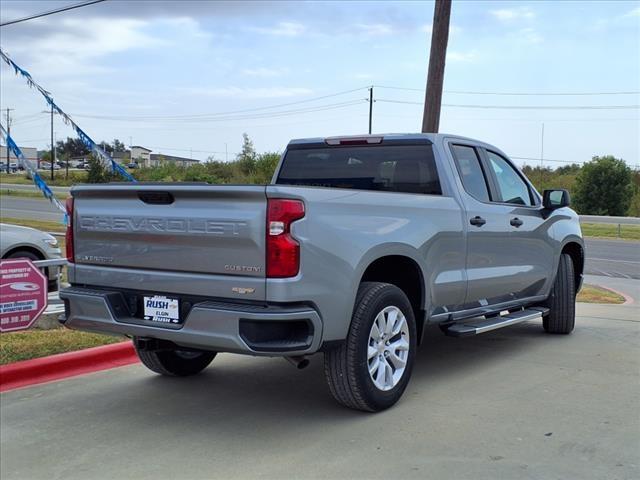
<box><xmin>285</xmin><ymin>356</ymin><xmax>310</xmax><ymax>370</ymax></box>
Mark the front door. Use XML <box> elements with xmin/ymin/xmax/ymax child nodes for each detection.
<box><xmin>449</xmin><ymin>142</ymin><xmax>555</xmax><ymax>308</ymax></box>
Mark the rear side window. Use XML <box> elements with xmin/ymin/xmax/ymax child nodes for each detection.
<box><xmin>451</xmin><ymin>145</ymin><xmax>490</xmax><ymax>202</ymax></box>
<box><xmin>277</xmin><ymin>145</ymin><xmax>441</xmax><ymax>195</ymax></box>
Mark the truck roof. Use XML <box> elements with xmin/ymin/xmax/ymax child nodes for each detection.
<box><xmin>289</xmin><ymin>133</ymin><xmax>485</xmax><ymax>145</ymax></box>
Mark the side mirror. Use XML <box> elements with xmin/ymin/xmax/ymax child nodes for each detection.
<box><xmin>543</xmin><ymin>189</ymin><xmax>570</xmax><ymax>210</ymax></box>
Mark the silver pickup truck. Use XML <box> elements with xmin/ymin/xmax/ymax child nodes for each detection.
<box><xmin>60</xmin><ymin>133</ymin><xmax>584</xmax><ymax>412</ymax></box>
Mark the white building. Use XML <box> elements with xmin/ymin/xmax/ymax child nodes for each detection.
<box><xmin>0</xmin><ymin>145</ymin><xmax>38</xmax><ymax>165</ymax></box>
<box><xmin>130</xmin><ymin>145</ymin><xmax>199</xmax><ymax>168</ymax></box>
<box><xmin>131</xmin><ymin>146</ymin><xmax>152</xmax><ymax>165</ymax></box>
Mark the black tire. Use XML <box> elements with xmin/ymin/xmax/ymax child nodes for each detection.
<box><xmin>543</xmin><ymin>253</ymin><xmax>576</xmax><ymax>334</ymax></box>
<box><xmin>324</xmin><ymin>282</ymin><xmax>417</xmax><ymax>412</ymax></box>
<box><xmin>133</xmin><ymin>338</ymin><xmax>216</xmax><ymax>376</ymax></box>
<box><xmin>6</xmin><ymin>250</ymin><xmax>50</xmax><ymax>286</ymax></box>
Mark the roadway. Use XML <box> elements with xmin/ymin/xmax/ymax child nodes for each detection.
<box><xmin>1</xmin><ymin>303</ymin><xmax>638</xmax><ymax>480</ymax></box>
<box><xmin>584</xmin><ymin>238</ymin><xmax>640</xmax><ymax>279</ymax></box>
<box><xmin>0</xmin><ymin>196</ymin><xmax>65</xmax><ymax>223</ymax></box>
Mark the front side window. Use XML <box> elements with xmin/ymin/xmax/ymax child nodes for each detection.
<box><xmin>451</xmin><ymin>144</ymin><xmax>490</xmax><ymax>202</ymax></box>
<box><xmin>486</xmin><ymin>151</ymin><xmax>533</xmax><ymax>206</ymax></box>
<box><xmin>277</xmin><ymin>145</ymin><xmax>441</xmax><ymax>195</ymax></box>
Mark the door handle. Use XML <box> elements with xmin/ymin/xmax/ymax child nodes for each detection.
<box><xmin>510</xmin><ymin>217</ymin><xmax>524</xmax><ymax>228</ymax></box>
<box><xmin>470</xmin><ymin>216</ymin><xmax>486</xmax><ymax>227</ymax></box>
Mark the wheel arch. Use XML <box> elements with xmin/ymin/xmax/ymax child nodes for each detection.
<box><xmin>560</xmin><ymin>240</ymin><xmax>584</xmax><ymax>293</ymax></box>
<box><xmin>2</xmin><ymin>244</ymin><xmax>46</xmax><ymax>260</ymax></box>
<box><xmin>356</xmin><ymin>249</ymin><xmax>427</xmax><ymax>343</ymax></box>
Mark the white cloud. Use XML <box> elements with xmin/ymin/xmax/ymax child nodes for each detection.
<box><xmin>356</xmin><ymin>23</ymin><xmax>393</xmax><ymax>36</ymax></box>
<box><xmin>241</xmin><ymin>67</ymin><xmax>288</xmax><ymax>77</ymax></box>
<box><xmin>350</xmin><ymin>73</ymin><xmax>374</xmax><ymax>80</ymax></box>
<box><xmin>623</xmin><ymin>7</ymin><xmax>640</xmax><ymax>17</ymax></box>
<box><xmin>250</xmin><ymin>22</ymin><xmax>306</xmax><ymax>36</ymax></box>
<box><xmin>446</xmin><ymin>50</ymin><xmax>478</xmax><ymax>63</ymax></box>
<box><xmin>3</xmin><ymin>18</ymin><xmax>166</xmax><ymax>77</ymax></box>
<box><xmin>490</xmin><ymin>7</ymin><xmax>535</xmax><ymax>21</ymax></box>
<box><xmin>518</xmin><ymin>27</ymin><xmax>543</xmax><ymax>44</ymax></box>
<box><xmin>179</xmin><ymin>86</ymin><xmax>313</xmax><ymax>99</ymax></box>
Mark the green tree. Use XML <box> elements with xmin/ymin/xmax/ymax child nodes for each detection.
<box><xmin>55</xmin><ymin>137</ymin><xmax>90</xmax><ymax>158</ymax></box>
<box><xmin>236</xmin><ymin>133</ymin><xmax>257</xmax><ymax>175</ymax></box>
<box><xmin>573</xmin><ymin>155</ymin><xmax>633</xmax><ymax>215</ymax></box>
<box><xmin>628</xmin><ymin>190</ymin><xmax>640</xmax><ymax>217</ymax></box>
<box><xmin>112</xmin><ymin>139</ymin><xmax>127</xmax><ymax>153</ymax></box>
<box><xmin>628</xmin><ymin>170</ymin><xmax>640</xmax><ymax>216</ymax></box>
<box><xmin>86</xmin><ymin>154</ymin><xmax>117</xmax><ymax>183</ymax></box>
<box><xmin>255</xmin><ymin>152</ymin><xmax>281</xmax><ymax>183</ymax></box>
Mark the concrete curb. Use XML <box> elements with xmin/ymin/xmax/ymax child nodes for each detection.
<box><xmin>602</xmin><ymin>286</ymin><xmax>634</xmax><ymax>305</ymax></box>
<box><xmin>587</xmin><ymin>283</ymin><xmax>635</xmax><ymax>306</ymax></box>
<box><xmin>0</xmin><ymin>341</ymin><xmax>138</xmax><ymax>393</ymax></box>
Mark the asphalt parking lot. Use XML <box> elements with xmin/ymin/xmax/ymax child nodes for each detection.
<box><xmin>1</xmin><ymin>303</ymin><xmax>638</xmax><ymax>480</ymax></box>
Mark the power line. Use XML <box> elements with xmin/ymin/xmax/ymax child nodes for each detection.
<box><xmin>375</xmin><ymin>85</ymin><xmax>640</xmax><ymax>96</ymax></box>
<box><xmin>0</xmin><ymin>0</ymin><xmax>107</xmax><ymax>27</ymax></box>
<box><xmin>69</xmin><ymin>87</ymin><xmax>370</xmax><ymax>121</ymax></box>
<box><xmin>376</xmin><ymin>99</ymin><xmax>640</xmax><ymax>110</ymax></box>
<box><xmin>70</xmin><ymin>99</ymin><xmax>368</xmax><ymax>122</ymax></box>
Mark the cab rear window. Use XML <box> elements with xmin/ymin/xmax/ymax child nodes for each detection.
<box><xmin>276</xmin><ymin>145</ymin><xmax>441</xmax><ymax>195</ymax></box>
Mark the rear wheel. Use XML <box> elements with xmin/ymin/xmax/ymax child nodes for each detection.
<box><xmin>324</xmin><ymin>282</ymin><xmax>417</xmax><ymax>412</ymax></box>
<box><xmin>543</xmin><ymin>253</ymin><xmax>576</xmax><ymax>334</ymax></box>
<box><xmin>133</xmin><ymin>338</ymin><xmax>217</xmax><ymax>376</ymax></box>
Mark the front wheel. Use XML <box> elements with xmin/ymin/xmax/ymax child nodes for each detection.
<box><xmin>543</xmin><ymin>253</ymin><xmax>576</xmax><ymax>334</ymax></box>
<box><xmin>133</xmin><ymin>338</ymin><xmax>217</xmax><ymax>376</ymax></box>
<box><xmin>324</xmin><ymin>282</ymin><xmax>417</xmax><ymax>412</ymax></box>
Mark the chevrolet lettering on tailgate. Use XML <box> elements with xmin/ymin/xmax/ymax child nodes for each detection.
<box><xmin>79</xmin><ymin>216</ymin><xmax>248</xmax><ymax>236</ymax></box>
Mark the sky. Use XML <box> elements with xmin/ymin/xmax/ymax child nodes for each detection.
<box><xmin>0</xmin><ymin>0</ymin><xmax>638</xmax><ymax>167</ymax></box>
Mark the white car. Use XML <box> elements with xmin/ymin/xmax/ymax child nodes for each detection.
<box><xmin>0</xmin><ymin>223</ymin><xmax>63</xmax><ymax>291</ymax></box>
<box><xmin>39</xmin><ymin>162</ymin><xmax>61</xmax><ymax>170</ymax></box>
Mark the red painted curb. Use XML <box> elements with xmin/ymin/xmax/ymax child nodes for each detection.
<box><xmin>0</xmin><ymin>341</ymin><xmax>139</xmax><ymax>393</ymax></box>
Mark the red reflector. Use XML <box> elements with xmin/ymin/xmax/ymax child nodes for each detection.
<box><xmin>65</xmin><ymin>197</ymin><xmax>74</xmax><ymax>263</ymax></box>
<box><xmin>266</xmin><ymin>199</ymin><xmax>305</xmax><ymax>278</ymax></box>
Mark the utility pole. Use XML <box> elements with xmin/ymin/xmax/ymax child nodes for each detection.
<box><xmin>5</xmin><ymin>108</ymin><xmax>13</xmax><ymax>174</ymax></box>
<box><xmin>50</xmin><ymin>105</ymin><xmax>55</xmax><ymax>181</ymax></box>
<box><xmin>225</xmin><ymin>143</ymin><xmax>228</xmax><ymax>162</ymax></box>
<box><xmin>368</xmin><ymin>86</ymin><xmax>373</xmax><ymax>134</ymax></box>
<box><xmin>422</xmin><ymin>0</ymin><xmax>452</xmax><ymax>133</ymax></box>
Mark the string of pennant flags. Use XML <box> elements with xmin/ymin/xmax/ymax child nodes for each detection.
<box><xmin>0</xmin><ymin>48</ymin><xmax>137</xmax><ymax>184</ymax></box>
<box><xmin>0</xmin><ymin>122</ymin><xmax>67</xmax><ymax>219</ymax></box>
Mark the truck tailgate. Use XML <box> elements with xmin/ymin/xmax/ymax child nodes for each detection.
<box><xmin>71</xmin><ymin>184</ymin><xmax>267</xmax><ymax>283</ymax></box>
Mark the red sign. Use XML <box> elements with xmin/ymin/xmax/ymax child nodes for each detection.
<box><xmin>0</xmin><ymin>259</ymin><xmax>48</xmax><ymax>332</ymax></box>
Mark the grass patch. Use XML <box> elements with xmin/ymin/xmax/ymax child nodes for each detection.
<box><xmin>0</xmin><ymin>216</ymin><xmax>65</xmax><ymax>233</ymax></box>
<box><xmin>0</xmin><ymin>171</ymin><xmax>87</xmax><ymax>186</ymax></box>
<box><xmin>577</xmin><ymin>284</ymin><xmax>625</xmax><ymax>304</ymax></box>
<box><xmin>580</xmin><ymin>222</ymin><xmax>640</xmax><ymax>240</ymax></box>
<box><xmin>0</xmin><ymin>328</ymin><xmax>124</xmax><ymax>365</ymax></box>
<box><xmin>0</xmin><ymin>189</ymin><xmax>68</xmax><ymax>201</ymax></box>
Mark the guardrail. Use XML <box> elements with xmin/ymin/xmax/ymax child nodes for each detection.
<box><xmin>32</xmin><ymin>258</ymin><xmax>68</xmax><ymax>268</ymax></box>
<box><xmin>579</xmin><ymin>215</ymin><xmax>640</xmax><ymax>238</ymax></box>
<box><xmin>579</xmin><ymin>215</ymin><xmax>640</xmax><ymax>226</ymax></box>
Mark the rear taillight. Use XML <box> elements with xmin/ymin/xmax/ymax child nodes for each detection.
<box><xmin>266</xmin><ymin>198</ymin><xmax>305</xmax><ymax>278</ymax></box>
<box><xmin>65</xmin><ymin>197</ymin><xmax>74</xmax><ymax>263</ymax></box>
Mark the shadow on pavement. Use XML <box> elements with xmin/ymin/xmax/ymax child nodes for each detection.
<box><xmin>43</xmin><ymin>320</ymin><xmax>560</xmax><ymax>436</ymax></box>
